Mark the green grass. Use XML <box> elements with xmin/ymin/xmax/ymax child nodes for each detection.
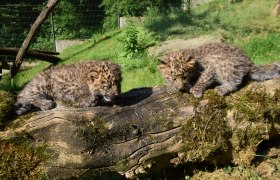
<box><xmin>0</xmin><ymin>62</ymin><xmax>50</xmax><ymax>92</ymax></box>
<box><xmin>143</xmin><ymin>0</ymin><xmax>280</xmax><ymax>64</ymax></box>
<box><xmin>1</xmin><ymin>29</ymin><xmax>163</xmax><ymax>92</ymax></box>
<box><xmin>120</xmin><ymin>56</ymin><xmax>163</xmax><ymax>92</ymax></box>
<box><xmin>143</xmin><ymin>0</ymin><xmax>280</xmax><ymax>39</ymax></box>
<box><xmin>235</xmin><ymin>33</ymin><xmax>280</xmax><ymax>64</ymax></box>
<box><xmin>59</xmin><ymin>30</ymin><xmax>123</xmax><ymax>64</ymax></box>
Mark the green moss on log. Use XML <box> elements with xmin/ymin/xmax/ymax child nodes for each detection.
<box><xmin>0</xmin><ymin>90</ymin><xmax>15</xmax><ymax>127</ymax></box>
<box><xmin>181</xmin><ymin>89</ymin><xmax>280</xmax><ymax>165</ymax></box>
<box><xmin>182</xmin><ymin>90</ymin><xmax>231</xmax><ymax>162</ymax></box>
<box><xmin>71</xmin><ymin>115</ymin><xmax>108</xmax><ymax>151</ymax></box>
<box><xmin>0</xmin><ymin>136</ymin><xmax>49</xmax><ymax>179</ymax></box>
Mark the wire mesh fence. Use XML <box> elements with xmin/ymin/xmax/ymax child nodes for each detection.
<box><xmin>0</xmin><ymin>0</ymin><xmax>205</xmax><ymax>61</ymax></box>
<box><xmin>0</xmin><ymin>0</ymin><xmax>105</xmax><ymax>57</ymax></box>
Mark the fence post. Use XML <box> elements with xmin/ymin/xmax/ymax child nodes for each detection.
<box><xmin>182</xmin><ymin>0</ymin><xmax>191</xmax><ymax>13</ymax></box>
<box><xmin>51</xmin><ymin>12</ymin><xmax>56</xmax><ymax>52</ymax></box>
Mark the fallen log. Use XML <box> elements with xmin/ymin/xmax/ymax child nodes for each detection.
<box><xmin>1</xmin><ymin>78</ymin><xmax>280</xmax><ymax>179</ymax></box>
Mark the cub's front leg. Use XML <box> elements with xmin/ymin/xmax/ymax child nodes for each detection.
<box><xmin>190</xmin><ymin>68</ymin><xmax>215</xmax><ymax>98</ymax></box>
<box><xmin>32</xmin><ymin>99</ymin><xmax>56</xmax><ymax>110</ymax></box>
<box><xmin>74</xmin><ymin>94</ymin><xmax>99</xmax><ymax>108</ymax></box>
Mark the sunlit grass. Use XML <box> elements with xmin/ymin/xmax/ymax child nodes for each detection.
<box><xmin>236</xmin><ymin>33</ymin><xmax>280</xmax><ymax>64</ymax></box>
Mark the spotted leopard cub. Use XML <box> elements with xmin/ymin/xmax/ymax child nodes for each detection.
<box><xmin>159</xmin><ymin>43</ymin><xmax>280</xmax><ymax>98</ymax></box>
<box><xmin>16</xmin><ymin>61</ymin><xmax>122</xmax><ymax>115</ymax></box>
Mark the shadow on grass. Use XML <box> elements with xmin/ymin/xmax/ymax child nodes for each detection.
<box><xmin>61</xmin><ymin>31</ymin><xmax>121</xmax><ymax>62</ymax></box>
<box><xmin>143</xmin><ymin>6</ymin><xmax>261</xmax><ymax>41</ymax></box>
<box><xmin>144</xmin><ymin>8</ymin><xmax>213</xmax><ymax>40</ymax></box>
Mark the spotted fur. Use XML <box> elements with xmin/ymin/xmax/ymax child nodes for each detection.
<box><xmin>159</xmin><ymin>43</ymin><xmax>280</xmax><ymax>98</ymax></box>
<box><xmin>16</xmin><ymin>61</ymin><xmax>122</xmax><ymax>114</ymax></box>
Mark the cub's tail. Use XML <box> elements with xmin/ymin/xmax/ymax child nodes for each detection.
<box><xmin>249</xmin><ymin>62</ymin><xmax>280</xmax><ymax>81</ymax></box>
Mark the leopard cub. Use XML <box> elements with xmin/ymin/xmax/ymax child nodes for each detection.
<box><xmin>16</xmin><ymin>60</ymin><xmax>122</xmax><ymax>114</ymax></box>
<box><xmin>159</xmin><ymin>43</ymin><xmax>280</xmax><ymax>98</ymax></box>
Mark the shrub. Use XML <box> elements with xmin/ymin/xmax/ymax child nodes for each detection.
<box><xmin>120</xmin><ymin>22</ymin><xmax>158</xmax><ymax>58</ymax></box>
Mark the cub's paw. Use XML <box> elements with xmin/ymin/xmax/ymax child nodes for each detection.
<box><xmin>190</xmin><ymin>88</ymin><xmax>203</xmax><ymax>98</ymax></box>
<box><xmin>167</xmin><ymin>86</ymin><xmax>179</xmax><ymax>94</ymax></box>
<box><xmin>214</xmin><ymin>86</ymin><xmax>229</xmax><ymax>96</ymax></box>
<box><xmin>77</xmin><ymin>97</ymin><xmax>98</xmax><ymax>108</ymax></box>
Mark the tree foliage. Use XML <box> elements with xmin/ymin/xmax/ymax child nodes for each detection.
<box><xmin>101</xmin><ymin>0</ymin><xmax>182</xmax><ymax>30</ymax></box>
<box><xmin>101</xmin><ymin>0</ymin><xmax>182</xmax><ymax>16</ymax></box>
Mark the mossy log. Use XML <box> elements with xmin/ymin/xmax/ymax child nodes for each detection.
<box><xmin>1</xmin><ymin>78</ymin><xmax>280</xmax><ymax>179</ymax></box>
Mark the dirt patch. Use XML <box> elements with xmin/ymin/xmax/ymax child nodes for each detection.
<box><xmin>148</xmin><ymin>35</ymin><xmax>223</xmax><ymax>58</ymax></box>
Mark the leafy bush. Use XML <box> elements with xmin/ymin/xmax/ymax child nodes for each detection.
<box><xmin>121</xmin><ymin>23</ymin><xmax>140</xmax><ymax>58</ymax></box>
<box><xmin>120</xmin><ymin>22</ymin><xmax>158</xmax><ymax>58</ymax></box>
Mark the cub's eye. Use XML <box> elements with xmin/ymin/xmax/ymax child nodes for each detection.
<box><xmin>183</xmin><ymin>72</ymin><xmax>188</xmax><ymax>77</ymax></box>
<box><xmin>89</xmin><ymin>75</ymin><xmax>95</xmax><ymax>80</ymax></box>
<box><xmin>171</xmin><ymin>72</ymin><xmax>176</xmax><ymax>80</ymax></box>
<box><xmin>171</xmin><ymin>71</ymin><xmax>181</xmax><ymax>79</ymax></box>
<box><xmin>103</xmin><ymin>84</ymin><xmax>112</xmax><ymax>89</ymax></box>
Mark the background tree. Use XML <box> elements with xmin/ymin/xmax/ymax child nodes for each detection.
<box><xmin>101</xmin><ymin>0</ymin><xmax>182</xmax><ymax>30</ymax></box>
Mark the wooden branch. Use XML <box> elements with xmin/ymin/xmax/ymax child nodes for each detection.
<box><xmin>10</xmin><ymin>0</ymin><xmax>59</xmax><ymax>78</ymax></box>
<box><xmin>0</xmin><ymin>48</ymin><xmax>60</xmax><ymax>64</ymax></box>
<box><xmin>0</xmin><ymin>62</ymin><xmax>3</xmax><ymax>80</ymax></box>
<box><xmin>1</xmin><ymin>79</ymin><xmax>280</xmax><ymax>179</ymax></box>
<box><xmin>0</xmin><ymin>47</ymin><xmax>59</xmax><ymax>56</ymax></box>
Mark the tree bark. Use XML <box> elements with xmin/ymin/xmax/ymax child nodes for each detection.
<box><xmin>0</xmin><ymin>48</ymin><xmax>60</xmax><ymax>64</ymax></box>
<box><xmin>10</xmin><ymin>0</ymin><xmax>59</xmax><ymax>78</ymax></box>
<box><xmin>272</xmin><ymin>0</ymin><xmax>280</xmax><ymax>17</ymax></box>
<box><xmin>1</xmin><ymin>79</ymin><xmax>280</xmax><ymax>179</ymax></box>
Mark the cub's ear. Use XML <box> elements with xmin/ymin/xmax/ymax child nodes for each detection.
<box><xmin>159</xmin><ymin>56</ymin><xmax>169</xmax><ymax>64</ymax></box>
<box><xmin>158</xmin><ymin>64</ymin><xmax>171</xmax><ymax>77</ymax></box>
<box><xmin>186</xmin><ymin>54</ymin><xmax>194</xmax><ymax>61</ymax></box>
<box><xmin>159</xmin><ymin>60</ymin><xmax>167</xmax><ymax>65</ymax></box>
<box><xmin>184</xmin><ymin>58</ymin><xmax>196</xmax><ymax>69</ymax></box>
<box><xmin>87</xmin><ymin>70</ymin><xmax>99</xmax><ymax>81</ymax></box>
